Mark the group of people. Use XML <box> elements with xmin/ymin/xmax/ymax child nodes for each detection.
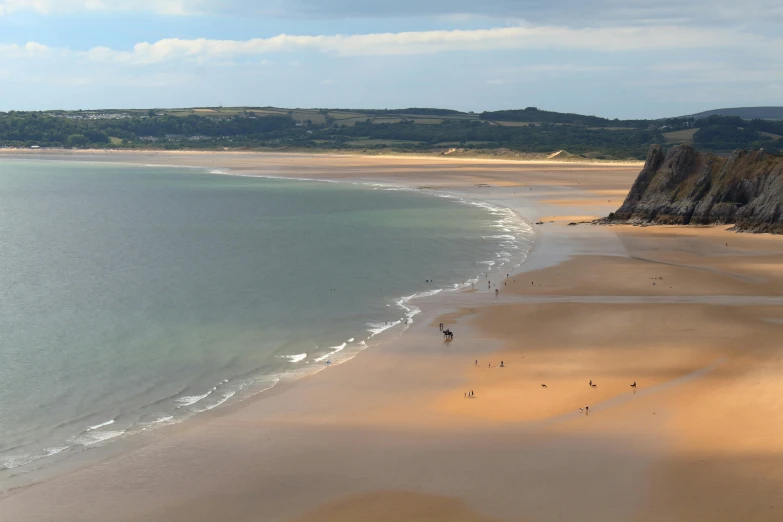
<box><xmin>476</xmin><ymin>360</ymin><xmax>504</xmax><ymax>368</ymax></box>
<box><xmin>437</xmin><ymin>286</ymin><xmax>636</xmax><ymax>415</ymax></box>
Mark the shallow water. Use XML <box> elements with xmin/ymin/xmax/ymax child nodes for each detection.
<box><xmin>0</xmin><ymin>159</ymin><xmax>532</xmax><ymax>485</ymax></box>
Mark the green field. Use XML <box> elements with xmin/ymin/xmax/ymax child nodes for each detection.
<box><xmin>20</xmin><ymin>105</ymin><xmax>783</xmax><ymax>159</ymax></box>
<box><xmin>663</xmin><ymin>128</ymin><xmax>698</xmax><ymax>144</ymax></box>
<box><xmin>434</xmin><ymin>141</ymin><xmax>494</xmax><ymax>146</ymax></box>
<box><xmin>345</xmin><ymin>139</ymin><xmax>423</xmax><ymax>146</ymax></box>
<box><xmin>760</xmin><ymin>131</ymin><xmax>783</xmax><ymax>140</ymax></box>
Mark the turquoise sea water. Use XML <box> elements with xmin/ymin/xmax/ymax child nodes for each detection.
<box><xmin>0</xmin><ymin>159</ymin><xmax>532</xmax><ymax>485</ymax></box>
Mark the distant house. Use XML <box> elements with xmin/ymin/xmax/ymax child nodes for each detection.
<box><xmin>60</xmin><ymin>112</ymin><xmax>131</xmax><ymax>120</ymax></box>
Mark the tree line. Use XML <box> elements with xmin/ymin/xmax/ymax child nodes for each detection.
<box><xmin>0</xmin><ymin>110</ymin><xmax>780</xmax><ymax>159</ymax></box>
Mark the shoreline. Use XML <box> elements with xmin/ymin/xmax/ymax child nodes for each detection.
<box><xmin>0</xmin><ymin>146</ymin><xmax>646</xmax><ymax>167</ymax></box>
<box><xmin>0</xmin><ymin>154</ymin><xmax>538</xmax><ymax>494</ymax></box>
<box><xmin>3</xmin><ymin>152</ymin><xmax>782</xmax><ymax>522</ymax></box>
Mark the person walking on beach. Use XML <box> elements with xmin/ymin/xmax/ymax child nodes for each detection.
<box><xmin>439</xmin><ymin>323</ymin><xmax>444</xmax><ymax>332</ymax></box>
<box><xmin>475</xmin><ymin>360</ymin><xmax>478</xmax><ymax>366</ymax></box>
<box><xmin>495</xmin><ymin>288</ymin><xmax>499</xmax><ymax>296</ymax></box>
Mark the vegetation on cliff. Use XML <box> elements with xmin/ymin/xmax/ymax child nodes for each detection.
<box><xmin>607</xmin><ymin>144</ymin><xmax>783</xmax><ymax>233</ymax></box>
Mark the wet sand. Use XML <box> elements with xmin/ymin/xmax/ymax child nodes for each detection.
<box><xmin>1</xmin><ymin>151</ymin><xmax>782</xmax><ymax>522</ymax></box>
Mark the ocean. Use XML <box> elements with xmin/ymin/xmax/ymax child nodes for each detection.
<box><xmin>0</xmin><ymin>158</ymin><xmax>533</xmax><ymax>487</ymax></box>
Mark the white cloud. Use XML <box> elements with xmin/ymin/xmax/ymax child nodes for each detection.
<box><xmin>0</xmin><ymin>21</ymin><xmax>779</xmax><ymax>116</ymax></box>
<box><xmin>0</xmin><ymin>0</ymin><xmax>195</xmax><ymax>15</ymax></box>
<box><xmin>0</xmin><ymin>41</ymin><xmax>59</xmax><ymax>58</ymax></box>
<box><xmin>524</xmin><ymin>64</ymin><xmax>616</xmax><ymax>72</ymax></box>
<box><xmin>643</xmin><ymin>63</ymin><xmax>783</xmax><ymax>86</ymax></box>
<box><xmin>56</xmin><ymin>25</ymin><xmax>774</xmax><ymax>65</ymax></box>
<box><xmin>1</xmin><ymin>0</ymin><xmax>780</xmax><ymax>27</ymax></box>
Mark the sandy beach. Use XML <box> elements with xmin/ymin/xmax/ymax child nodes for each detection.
<box><xmin>1</xmin><ymin>150</ymin><xmax>782</xmax><ymax>522</ymax></box>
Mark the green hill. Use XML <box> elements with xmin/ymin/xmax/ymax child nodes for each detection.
<box><xmin>687</xmin><ymin>107</ymin><xmax>783</xmax><ymax>121</ymax></box>
<box><xmin>2</xmin><ymin>105</ymin><xmax>781</xmax><ymax>159</ymax></box>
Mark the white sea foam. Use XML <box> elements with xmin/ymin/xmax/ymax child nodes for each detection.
<box><xmin>1</xmin><ymin>445</ymin><xmax>67</xmax><ymax>470</ymax></box>
<box><xmin>45</xmin><ymin>446</ymin><xmax>68</xmax><ymax>457</ymax></box>
<box><xmin>2</xmin><ymin>454</ymin><xmax>34</xmax><ymax>470</ymax></box>
<box><xmin>483</xmin><ymin>234</ymin><xmax>516</xmax><ymax>240</ymax></box>
<box><xmin>367</xmin><ymin>320</ymin><xmax>401</xmax><ymax>337</ymax></box>
<box><xmin>281</xmin><ymin>353</ymin><xmax>307</xmax><ymax>363</ymax></box>
<box><xmin>175</xmin><ymin>390</ymin><xmax>213</xmax><ymax>408</ymax></box>
<box><xmin>86</xmin><ymin>419</ymin><xmax>115</xmax><ymax>431</ymax></box>
<box><xmin>73</xmin><ymin>430</ymin><xmax>126</xmax><ymax>446</ymax></box>
<box><xmin>191</xmin><ymin>391</ymin><xmax>236</xmax><ymax>414</ymax></box>
<box><xmin>314</xmin><ymin>342</ymin><xmax>347</xmax><ymax>362</ymax></box>
<box><xmin>0</xmin><ymin>440</ymin><xmax>69</xmax><ymax>469</ymax></box>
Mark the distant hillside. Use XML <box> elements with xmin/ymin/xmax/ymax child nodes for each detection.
<box><xmin>481</xmin><ymin>107</ymin><xmax>619</xmax><ymax>126</ymax></box>
<box><xmin>687</xmin><ymin>107</ymin><xmax>783</xmax><ymax>121</ymax></box>
<box><xmin>4</xmin><ymin>105</ymin><xmax>780</xmax><ymax>159</ymax></box>
<box><xmin>354</xmin><ymin>108</ymin><xmax>468</xmax><ymax>116</ymax></box>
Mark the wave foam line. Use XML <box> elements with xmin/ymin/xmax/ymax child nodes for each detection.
<box><xmin>281</xmin><ymin>353</ymin><xmax>307</xmax><ymax>363</ymax></box>
<box><xmin>314</xmin><ymin>342</ymin><xmax>347</xmax><ymax>362</ymax></box>
<box><xmin>86</xmin><ymin>419</ymin><xmax>115</xmax><ymax>431</ymax></box>
<box><xmin>1</xmin><ymin>446</ymin><xmax>69</xmax><ymax>471</ymax></box>
<box><xmin>191</xmin><ymin>391</ymin><xmax>236</xmax><ymax>414</ymax></box>
<box><xmin>175</xmin><ymin>390</ymin><xmax>213</xmax><ymax>408</ymax></box>
<box><xmin>72</xmin><ymin>430</ymin><xmax>127</xmax><ymax>447</ymax></box>
<box><xmin>367</xmin><ymin>320</ymin><xmax>401</xmax><ymax>337</ymax></box>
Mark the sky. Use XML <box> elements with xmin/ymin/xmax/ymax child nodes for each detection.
<box><xmin>0</xmin><ymin>0</ymin><xmax>781</xmax><ymax>118</ymax></box>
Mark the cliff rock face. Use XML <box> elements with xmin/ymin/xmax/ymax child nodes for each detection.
<box><xmin>607</xmin><ymin>144</ymin><xmax>783</xmax><ymax>233</ymax></box>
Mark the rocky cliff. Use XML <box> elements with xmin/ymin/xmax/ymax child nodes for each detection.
<box><xmin>606</xmin><ymin>144</ymin><xmax>783</xmax><ymax>233</ymax></box>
